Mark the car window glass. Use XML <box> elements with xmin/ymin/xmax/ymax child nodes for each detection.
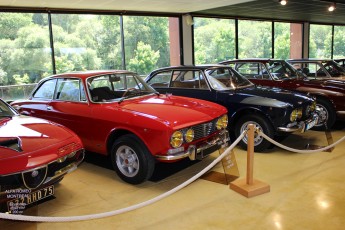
<box><xmin>297</xmin><ymin>63</ymin><xmax>327</xmax><ymax>78</ymax></box>
<box><xmin>236</xmin><ymin>63</ymin><xmax>266</xmax><ymax>79</ymax></box>
<box><xmin>267</xmin><ymin>61</ymin><xmax>297</xmax><ymax>79</ymax></box>
<box><xmin>87</xmin><ymin>73</ymin><xmax>155</xmax><ymax>102</ymax></box>
<box><xmin>80</xmin><ymin>81</ymin><xmax>86</xmax><ymax>101</ymax></box>
<box><xmin>32</xmin><ymin>79</ymin><xmax>57</xmax><ymax>99</ymax></box>
<box><xmin>0</xmin><ymin>100</ymin><xmax>15</xmax><ymax>117</ymax></box>
<box><xmin>171</xmin><ymin>70</ymin><xmax>208</xmax><ymax>89</ymax></box>
<box><xmin>146</xmin><ymin>71</ymin><xmax>172</xmax><ymax>87</ymax></box>
<box><xmin>236</xmin><ymin>63</ymin><xmax>256</xmax><ymax>76</ymax></box>
<box><xmin>90</xmin><ymin>76</ymin><xmax>113</xmax><ymax>88</ymax></box>
<box><xmin>207</xmin><ymin>67</ymin><xmax>252</xmax><ymax>89</ymax></box>
<box><xmin>55</xmin><ymin>78</ymin><xmax>82</xmax><ymax>102</ymax></box>
<box><xmin>322</xmin><ymin>61</ymin><xmax>344</xmax><ymax>77</ymax></box>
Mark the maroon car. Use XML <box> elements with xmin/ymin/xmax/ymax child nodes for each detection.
<box><xmin>287</xmin><ymin>59</ymin><xmax>345</xmax><ymax>80</ymax></box>
<box><xmin>220</xmin><ymin>59</ymin><xmax>345</xmax><ymax>130</ymax></box>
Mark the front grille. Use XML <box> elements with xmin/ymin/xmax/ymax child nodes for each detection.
<box><xmin>47</xmin><ymin>149</ymin><xmax>84</xmax><ymax>178</ymax></box>
<box><xmin>192</xmin><ymin>119</ymin><xmax>217</xmax><ymax>140</ymax></box>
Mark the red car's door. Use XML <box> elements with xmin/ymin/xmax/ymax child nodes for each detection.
<box><xmin>46</xmin><ymin>100</ymin><xmax>98</xmax><ymax>150</ymax></box>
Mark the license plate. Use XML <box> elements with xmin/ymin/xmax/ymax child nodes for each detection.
<box><xmin>7</xmin><ymin>185</ymin><xmax>54</xmax><ymax>211</ymax></box>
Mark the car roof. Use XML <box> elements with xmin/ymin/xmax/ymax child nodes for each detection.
<box><xmin>219</xmin><ymin>58</ymin><xmax>286</xmax><ymax>64</ymax></box>
<box><xmin>287</xmin><ymin>58</ymin><xmax>333</xmax><ymax>62</ymax></box>
<box><xmin>47</xmin><ymin>70</ymin><xmax>137</xmax><ymax>80</ymax></box>
<box><xmin>149</xmin><ymin>64</ymin><xmax>230</xmax><ymax>73</ymax></box>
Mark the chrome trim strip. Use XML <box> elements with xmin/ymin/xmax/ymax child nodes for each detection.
<box><xmin>336</xmin><ymin>111</ymin><xmax>345</xmax><ymax>116</ymax></box>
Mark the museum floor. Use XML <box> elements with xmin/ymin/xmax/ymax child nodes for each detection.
<box><xmin>1</xmin><ymin>122</ymin><xmax>345</xmax><ymax>230</ymax></box>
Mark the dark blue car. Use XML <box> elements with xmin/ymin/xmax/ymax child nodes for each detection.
<box><xmin>145</xmin><ymin>65</ymin><xmax>319</xmax><ymax>152</ymax></box>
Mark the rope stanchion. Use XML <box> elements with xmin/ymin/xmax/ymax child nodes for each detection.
<box><xmin>0</xmin><ymin>131</ymin><xmax>247</xmax><ymax>223</ymax></box>
<box><xmin>258</xmin><ymin>130</ymin><xmax>345</xmax><ymax>154</ymax></box>
<box><xmin>229</xmin><ymin>124</ymin><xmax>270</xmax><ymax>198</ymax></box>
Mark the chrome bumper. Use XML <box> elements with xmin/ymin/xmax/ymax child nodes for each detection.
<box><xmin>155</xmin><ymin>130</ymin><xmax>230</xmax><ymax>161</ymax></box>
<box><xmin>45</xmin><ymin>150</ymin><xmax>85</xmax><ymax>184</ymax></box>
<box><xmin>277</xmin><ymin>113</ymin><xmax>319</xmax><ymax>133</ymax></box>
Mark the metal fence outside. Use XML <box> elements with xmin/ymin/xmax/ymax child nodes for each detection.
<box><xmin>0</xmin><ymin>83</ymin><xmax>37</xmax><ymax>102</ymax></box>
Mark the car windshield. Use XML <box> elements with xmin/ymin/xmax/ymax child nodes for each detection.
<box><xmin>266</xmin><ymin>61</ymin><xmax>302</xmax><ymax>80</ymax></box>
<box><xmin>205</xmin><ymin>67</ymin><xmax>254</xmax><ymax>90</ymax></box>
<box><xmin>0</xmin><ymin>99</ymin><xmax>16</xmax><ymax>119</ymax></box>
<box><xmin>87</xmin><ymin>73</ymin><xmax>157</xmax><ymax>102</ymax></box>
<box><xmin>322</xmin><ymin>60</ymin><xmax>345</xmax><ymax>76</ymax></box>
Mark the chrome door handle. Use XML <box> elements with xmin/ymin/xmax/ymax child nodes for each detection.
<box><xmin>47</xmin><ymin>106</ymin><xmax>52</xmax><ymax>111</ymax></box>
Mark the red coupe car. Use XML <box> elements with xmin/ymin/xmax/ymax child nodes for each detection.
<box><xmin>220</xmin><ymin>59</ymin><xmax>345</xmax><ymax>130</ymax></box>
<box><xmin>0</xmin><ymin>98</ymin><xmax>84</xmax><ymax>214</ymax></box>
<box><xmin>11</xmin><ymin>70</ymin><xmax>229</xmax><ymax>185</ymax></box>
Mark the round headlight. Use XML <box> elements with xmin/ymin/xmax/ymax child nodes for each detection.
<box><xmin>185</xmin><ymin>129</ymin><xmax>194</xmax><ymax>143</ymax></box>
<box><xmin>170</xmin><ymin>131</ymin><xmax>183</xmax><ymax>148</ymax></box>
<box><xmin>290</xmin><ymin>109</ymin><xmax>298</xmax><ymax>122</ymax></box>
<box><xmin>221</xmin><ymin>115</ymin><xmax>228</xmax><ymax>128</ymax></box>
<box><xmin>216</xmin><ymin>115</ymin><xmax>228</xmax><ymax>130</ymax></box>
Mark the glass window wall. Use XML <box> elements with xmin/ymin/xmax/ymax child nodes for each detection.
<box><xmin>193</xmin><ymin>18</ymin><xmax>235</xmax><ymax>64</ymax></box>
<box><xmin>274</xmin><ymin>22</ymin><xmax>303</xmax><ymax>59</ymax></box>
<box><xmin>238</xmin><ymin>20</ymin><xmax>272</xmax><ymax>58</ymax></box>
<box><xmin>51</xmin><ymin>14</ymin><xmax>122</xmax><ymax>73</ymax></box>
<box><xmin>123</xmin><ymin>16</ymin><xmax>177</xmax><ymax>75</ymax></box>
<box><xmin>333</xmin><ymin>26</ymin><xmax>345</xmax><ymax>59</ymax></box>
<box><xmin>309</xmin><ymin>24</ymin><xmax>332</xmax><ymax>58</ymax></box>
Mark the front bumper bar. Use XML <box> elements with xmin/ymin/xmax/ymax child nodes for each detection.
<box><xmin>155</xmin><ymin>130</ymin><xmax>230</xmax><ymax>161</ymax></box>
<box><xmin>277</xmin><ymin>113</ymin><xmax>319</xmax><ymax>133</ymax></box>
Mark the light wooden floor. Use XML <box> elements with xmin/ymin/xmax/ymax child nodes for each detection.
<box><xmin>1</xmin><ymin>124</ymin><xmax>345</xmax><ymax>230</ymax></box>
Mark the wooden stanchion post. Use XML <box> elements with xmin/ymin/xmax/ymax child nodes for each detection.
<box><xmin>230</xmin><ymin>124</ymin><xmax>270</xmax><ymax>198</ymax></box>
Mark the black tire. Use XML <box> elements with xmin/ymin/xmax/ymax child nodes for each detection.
<box><xmin>313</xmin><ymin>98</ymin><xmax>336</xmax><ymax>131</ymax></box>
<box><xmin>110</xmin><ymin>134</ymin><xmax>155</xmax><ymax>184</ymax></box>
<box><xmin>235</xmin><ymin>114</ymin><xmax>274</xmax><ymax>152</ymax></box>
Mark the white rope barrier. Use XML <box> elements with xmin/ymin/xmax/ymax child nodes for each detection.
<box><xmin>259</xmin><ymin>130</ymin><xmax>345</xmax><ymax>154</ymax></box>
<box><xmin>0</xmin><ymin>131</ymin><xmax>247</xmax><ymax>222</ymax></box>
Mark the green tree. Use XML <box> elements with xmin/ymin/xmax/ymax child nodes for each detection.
<box><xmin>0</xmin><ymin>24</ymin><xmax>52</xmax><ymax>84</ymax></box>
<box><xmin>51</xmin><ymin>14</ymin><xmax>81</xmax><ymax>34</ymax></box>
<box><xmin>309</xmin><ymin>25</ymin><xmax>332</xmax><ymax>58</ymax></box>
<box><xmin>0</xmin><ymin>57</ymin><xmax>7</xmax><ymax>85</ymax></box>
<box><xmin>194</xmin><ymin>18</ymin><xmax>235</xmax><ymax>64</ymax></box>
<box><xmin>0</xmin><ymin>13</ymin><xmax>32</xmax><ymax>40</ymax></box>
<box><xmin>274</xmin><ymin>23</ymin><xmax>290</xmax><ymax>59</ymax></box>
<box><xmin>332</xmin><ymin>26</ymin><xmax>345</xmax><ymax>58</ymax></box>
<box><xmin>99</xmin><ymin>16</ymin><xmax>122</xmax><ymax>69</ymax></box>
<box><xmin>124</xmin><ymin>16</ymin><xmax>169</xmax><ymax>69</ymax></box>
<box><xmin>239</xmin><ymin>20</ymin><xmax>272</xmax><ymax>58</ymax></box>
<box><xmin>128</xmin><ymin>41</ymin><xmax>160</xmax><ymax>75</ymax></box>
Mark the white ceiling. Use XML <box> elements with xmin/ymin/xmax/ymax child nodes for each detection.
<box><xmin>0</xmin><ymin>0</ymin><xmax>254</xmax><ymax>13</ymax></box>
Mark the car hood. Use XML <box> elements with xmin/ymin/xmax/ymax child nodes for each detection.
<box><xmin>118</xmin><ymin>94</ymin><xmax>227</xmax><ymax>128</ymax></box>
<box><xmin>0</xmin><ymin>115</ymin><xmax>76</xmax><ymax>159</ymax></box>
<box><xmin>230</xmin><ymin>86</ymin><xmax>313</xmax><ymax>108</ymax></box>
